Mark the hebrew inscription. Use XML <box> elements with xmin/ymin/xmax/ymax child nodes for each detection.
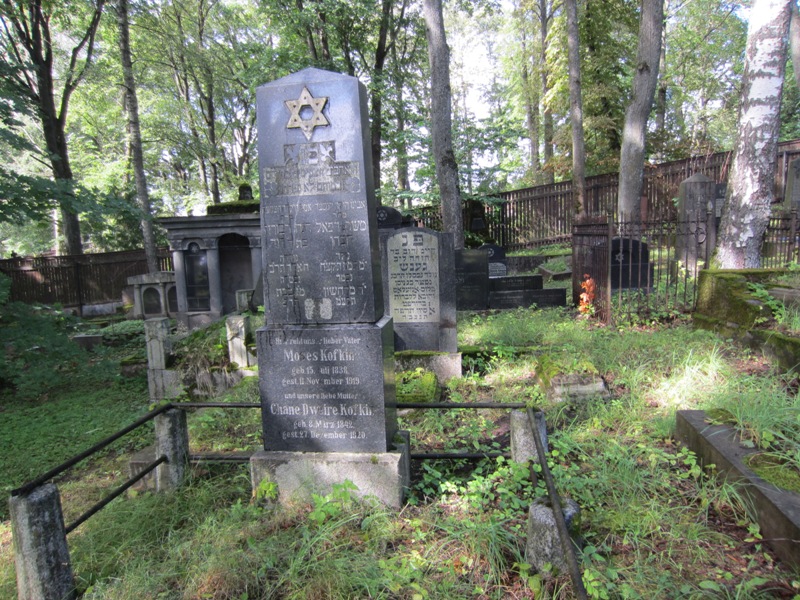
<box><xmin>387</xmin><ymin>231</ymin><xmax>439</xmax><ymax>323</ymax></box>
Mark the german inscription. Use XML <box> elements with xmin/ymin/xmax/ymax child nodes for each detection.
<box><xmin>258</xmin><ymin>324</ymin><xmax>393</xmax><ymax>452</ymax></box>
<box><xmin>387</xmin><ymin>231</ymin><xmax>439</xmax><ymax>323</ymax></box>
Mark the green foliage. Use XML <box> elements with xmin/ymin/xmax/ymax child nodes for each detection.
<box><xmin>0</xmin><ymin>286</ymin><xmax>107</xmax><ymax>400</ymax></box>
<box><xmin>397</xmin><ymin>368</ymin><xmax>441</xmax><ymax>403</ymax></box>
<box><xmin>538</xmin><ymin>256</ymin><xmax>570</xmax><ymax>272</ymax></box>
<box><xmin>0</xmin><ymin>374</ymin><xmax>149</xmax><ymax>520</ymax></box>
<box><xmin>4</xmin><ymin>306</ymin><xmax>800</xmax><ymax>598</ymax></box>
<box><xmin>308</xmin><ymin>480</ymin><xmax>359</xmax><ymax>526</ymax></box>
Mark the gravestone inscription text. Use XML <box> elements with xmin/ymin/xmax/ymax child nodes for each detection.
<box><xmin>387</xmin><ymin>231</ymin><xmax>439</xmax><ymax>323</ymax></box>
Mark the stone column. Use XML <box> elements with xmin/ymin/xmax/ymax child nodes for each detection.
<box><xmin>145</xmin><ymin>318</ymin><xmax>182</xmax><ymax>401</ymax></box>
<box><xmin>9</xmin><ymin>484</ymin><xmax>75</xmax><ymax>600</ymax></box>
<box><xmin>205</xmin><ymin>240</ymin><xmax>222</xmax><ymax>317</ymax></box>
<box><xmin>155</xmin><ymin>409</ymin><xmax>189</xmax><ymax>491</ymax></box>
<box><xmin>171</xmin><ymin>248</ymin><xmax>189</xmax><ymax>316</ymax></box>
<box><xmin>248</xmin><ymin>236</ymin><xmax>262</xmax><ymax>288</ymax></box>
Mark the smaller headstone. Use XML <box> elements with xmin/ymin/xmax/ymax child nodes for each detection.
<box><xmin>677</xmin><ymin>174</ymin><xmax>716</xmax><ymax>270</ymax></box>
<box><xmin>144</xmin><ymin>318</ymin><xmax>184</xmax><ymax>401</ymax></box>
<box><xmin>376</xmin><ymin>205</ymin><xmax>405</xmax><ymax>230</ymax></box>
<box><xmin>238</xmin><ymin>183</ymin><xmax>254</xmax><ymax>201</ymax></box>
<box><xmin>455</xmin><ymin>249</ymin><xmax>489</xmax><ymax>310</ymax></box>
<box><xmin>73</xmin><ymin>333</ymin><xmax>103</xmax><ymax>351</ymax></box>
<box><xmin>488</xmin><ymin>274</ymin><xmax>543</xmax><ymax>309</ymax></box>
<box><xmin>226</xmin><ymin>314</ymin><xmax>257</xmax><ymax>368</ymax></box>
<box><xmin>607</xmin><ymin>238</ymin><xmax>654</xmax><ymax>290</ymax></box>
<box><xmin>526</xmin><ymin>497</ymin><xmax>581</xmax><ymax>575</ymax></box>
<box><xmin>714</xmin><ymin>184</ymin><xmax>726</xmax><ymax>218</ymax></box>
<box><xmin>381</xmin><ymin>228</ymin><xmax>456</xmax><ymax>352</ymax></box>
<box><xmin>480</xmin><ymin>243</ymin><xmax>508</xmax><ymax>278</ymax></box>
<box><xmin>466</xmin><ymin>199</ymin><xmax>488</xmax><ymax>233</ymax></box>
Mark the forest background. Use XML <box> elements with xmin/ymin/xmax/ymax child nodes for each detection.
<box><xmin>0</xmin><ymin>0</ymin><xmax>790</xmax><ymax>260</ymax></box>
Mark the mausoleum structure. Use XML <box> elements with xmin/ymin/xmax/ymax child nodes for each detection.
<box><xmin>159</xmin><ymin>214</ymin><xmax>262</xmax><ymax>329</ymax></box>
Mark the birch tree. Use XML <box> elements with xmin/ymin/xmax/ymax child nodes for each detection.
<box><xmin>714</xmin><ymin>0</ymin><xmax>792</xmax><ymax>268</ymax></box>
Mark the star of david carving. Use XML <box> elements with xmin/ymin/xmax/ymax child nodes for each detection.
<box><xmin>285</xmin><ymin>87</ymin><xmax>329</xmax><ymax>140</ymax></box>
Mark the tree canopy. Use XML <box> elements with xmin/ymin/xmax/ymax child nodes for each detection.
<box><xmin>0</xmin><ymin>0</ymin><xmax>782</xmax><ymax>257</ymax></box>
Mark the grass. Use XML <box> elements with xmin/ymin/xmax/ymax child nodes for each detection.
<box><xmin>2</xmin><ymin>303</ymin><xmax>800</xmax><ymax>598</ymax></box>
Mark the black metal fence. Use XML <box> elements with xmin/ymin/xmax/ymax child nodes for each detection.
<box><xmin>573</xmin><ymin>211</ymin><xmax>800</xmax><ymax>324</ymax></box>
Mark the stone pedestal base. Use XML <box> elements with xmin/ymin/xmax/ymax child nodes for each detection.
<box><xmin>250</xmin><ymin>434</ymin><xmax>410</xmax><ymax>509</ymax></box>
<box><xmin>510</xmin><ymin>410</ymin><xmax>548</xmax><ymax>463</ymax></box>
<box><xmin>395</xmin><ymin>352</ymin><xmax>462</xmax><ymax>383</ymax></box>
<box><xmin>526</xmin><ymin>497</ymin><xmax>581</xmax><ymax>574</ymax></box>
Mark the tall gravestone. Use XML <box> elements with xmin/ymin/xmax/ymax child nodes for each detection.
<box><xmin>251</xmin><ymin>68</ymin><xmax>407</xmax><ymax>507</ymax></box>
<box><xmin>786</xmin><ymin>158</ymin><xmax>800</xmax><ymax>211</ymax></box>
<box><xmin>677</xmin><ymin>173</ymin><xmax>716</xmax><ymax>272</ymax></box>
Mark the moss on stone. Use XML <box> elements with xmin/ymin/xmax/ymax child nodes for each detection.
<box><xmin>395</xmin><ymin>350</ymin><xmax>447</xmax><ymax>358</ymax></box>
<box><xmin>206</xmin><ymin>200</ymin><xmax>259</xmax><ymax>215</ymax></box>
<box><xmin>396</xmin><ymin>368</ymin><xmax>441</xmax><ymax>403</ymax></box>
<box><xmin>745</xmin><ymin>453</ymin><xmax>800</xmax><ymax>494</ymax></box>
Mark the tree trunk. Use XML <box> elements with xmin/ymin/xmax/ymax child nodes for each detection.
<box><xmin>540</xmin><ymin>0</ymin><xmax>554</xmax><ymax>185</ymax></box>
<box><xmin>617</xmin><ymin>0</ymin><xmax>664</xmax><ymax>227</ymax></box>
<box><xmin>370</xmin><ymin>0</ymin><xmax>392</xmax><ymax>195</ymax></box>
<box><xmin>654</xmin><ymin>13</ymin><xmax>668</xmax><ymax>145</ymax></box>
<box><xmin>422</xmin><ymin>0</ymin><xmax>464</xmax><ymax>249</ymax></box>
<box><xmin>116</xmin><ymin>0</ymin><xmax>159</xmax><ymax>273</ymax></box>
<box><xmin>565</xmin><ymin>0</ymin><xmax>586</xmax><ymax>214</ymax></box>
<box><xmin>715</xmin><ymin>0</ymin><xmax>791</xmax><ymax>269</ymax></box>
<box><xmin>3</xmin><ymin>0</ymin><xmax>105</xmax><ymax>255</ymax></box>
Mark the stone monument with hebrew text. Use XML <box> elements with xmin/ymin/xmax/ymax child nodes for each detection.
<box><xmin>250</xmin><ymin>68</ymin><xmax>408</xmax><ymax>508</ymax></box>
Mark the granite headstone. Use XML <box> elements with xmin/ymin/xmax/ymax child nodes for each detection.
<box><xmin>255</xmin><ymin>67</ymin><xmax>397</xmax><ymax>453</ymax></box>
<box><xmin>455</xmin><ymin>249</ymin><xmax>489</xmax><ymax>310</ymax></box>
<box><xmin>381</xmin><ymin>228</ymin><xmax>457</xmax><ymax>352</ymax></box>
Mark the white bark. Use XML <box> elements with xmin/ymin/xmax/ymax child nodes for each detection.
<box><xmin>715</xmin><ymin>0</ymin><xmax>792</xmax><ymax>269</ymax></box>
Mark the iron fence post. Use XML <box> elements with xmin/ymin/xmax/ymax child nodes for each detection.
<box><xmin>606</xmin><ymin>213</ymin><xmax>614</xmax><ymax>325</ymax></box>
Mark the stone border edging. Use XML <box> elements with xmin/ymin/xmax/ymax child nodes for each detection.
<box><xmin>675</xmin><ymin>409</ymin><xmax>800</xmax><ymax>569</ymax></box>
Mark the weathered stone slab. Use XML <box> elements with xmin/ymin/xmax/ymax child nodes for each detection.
<box><xmin>543</xmin><ymin>373</ymin><xmax>609</xmax><ymax>403</ymax></box>
<box><xmin>257</xmin><ymin>67</ymin><xmax>383</xmax><ymax>324</ymax></box>
<box><xmin>489</xmin><ymin>275</ymin><xmax>543</xmax><ymax>292</ymax></box>
<box><xmin>395</xmin><ymin>352</ymin><xmax>463</xmax><ymax>384</ymax></box>
<box><xmin>510</xmin><ymin>410</ymin><xmax>548</xmax><ymax>463</ymax></box>
<box><xmin>526</xmin><ymin>497</ymin><xmax>581</xmax><ymax>575</ymax></box>
<box><xmin>257</xmin><ymin>316</ymin><xmax>396</xmax><ymax>453</ymax></box>
<box><xmin>250</xmin><ymin>437</ymin><xmax>409</xmax><ymax>509</ymax></box>
<box><xmin>675</xmin><ymin>410</ymin><xmax>800</xmax><ymax>569</ymax></box>
<box><xmin>9</xmin><ymin>484</ymin><xmax>75</xmax><ymax>600</ymax></box>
